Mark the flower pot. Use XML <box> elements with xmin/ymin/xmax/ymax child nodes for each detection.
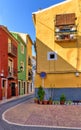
<box><xmin>49</xmin><ymin>101</ymin><xmax>53</xmax><ymax>104</ymax></box>
<box><xmin>43</xmin><ymin>100</ymin><xmax>48</xmax><ymax>105</ymax></box>
<box><xmin>60</xmin><ymin>101</ymin><xmax>65</xmax><ymax>105</ymax></box>
<box><xmin>39</xmin><ymin>100</ymin><xmax>43</xmax><ymax>104</ymax></box>
<box><xmin>34</xmin><ymin>98</ymin><xmax>39</xmax><ymax>104</ymax></box>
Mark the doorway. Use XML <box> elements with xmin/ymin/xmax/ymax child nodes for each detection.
<box><xmin>27</xmin><ymin>82</ymin><xmax>29</xmax><ymax>94</ymax></box>
<box><xmin>24</xmin><ymin>82</ymin><xmax>25</xmax><ymax>94</ymax></box>
<box><xmin>2</xmin><ymin>79</ymin><xmax>7</xmax><ymax>99</ymax></box>
<box><xmin>18</xmin><ymin>81</ymin><xmax>21</xmax><ymax>95</ymax></box>
<box><xmin>11</xmin><ymin>82</ymin><xmax>16</xmax><ymax>96</ymax></box>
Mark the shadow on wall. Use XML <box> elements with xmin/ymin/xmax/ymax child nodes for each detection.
<box><xmin>36</xmin><ymin>37</ymin><xmax>81</xmax><ymax>73</ymax></box>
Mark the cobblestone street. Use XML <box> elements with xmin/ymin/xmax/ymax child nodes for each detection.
<box><xmin>0</xmin><ymin>95</ymin><xmax>81</xmax><ymax>130</ymax></box>
<box><xmin>3</xmin><ymin>99</ymin><xmax>81</xmax><ymax>129</ymax></box>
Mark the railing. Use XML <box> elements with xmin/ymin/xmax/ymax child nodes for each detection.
<box><xmin>8</xmin><ymin>43</ymin><xmax>17</xmax><ymax>57</ymax></box>
<box><xmin>55</xmin><ymin>25</ymin><xmax>77</xmax><ymax>42</ymax></box>
<box><xmin>55</xmin><ymin>34</ymin><xmax>77</xmax><ymax>42</ymax></box>
<box><xmin>28</xmin><ymin>69</ymin><xmax>32</xmax><ymax>80</ymax></box>
<box><xmin>28</xmin><ymin>57</ymin><xmax>32</xmax><ymax>66</ymax></box>
<box><xmin>8</xmin><ymin>67</ymin><xmax>17</xmax><ymax>78</ymax></box>
<box><xmin>28</xmin><ymin>76</ymin><xmax>32</xmax><ymax>81</ymax></box>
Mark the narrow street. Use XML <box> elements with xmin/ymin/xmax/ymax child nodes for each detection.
<box><xmin>0</xmin><ymin>94</ymin><xmax>81</xmax><ymax>130</ymax></box>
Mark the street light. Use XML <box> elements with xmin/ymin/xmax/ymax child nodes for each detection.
<box><xmin>0</xmin><ymin>69</ymin><xmax>4</xmax><ymax>77</ymax></box>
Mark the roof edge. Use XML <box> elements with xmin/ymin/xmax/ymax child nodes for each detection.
<box><xmin>0</xmin><ymin>25</ymin><xmax>19</xmax><ymax>44</ymax></box>
<box><xmin>32</xmin><ymin>0</ymin><xmax>72</xmax><ymax>14</ymax></box>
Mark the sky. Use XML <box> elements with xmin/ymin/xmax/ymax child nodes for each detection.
<box><xmin>0</xmin><ymin>0</ymin><xmax>65</xmax><ymax>56</ymax></box>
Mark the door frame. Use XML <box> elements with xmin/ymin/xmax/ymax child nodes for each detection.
<box><xmin>1</xmin><ymin>78</ymin><xmax>8</xmax><ymax>99</ymax></box>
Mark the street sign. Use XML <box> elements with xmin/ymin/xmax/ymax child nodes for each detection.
<box><xmin>40</xmin><ymin>72</ymin><xmax>46</xmax><ymax>78</ymax></box>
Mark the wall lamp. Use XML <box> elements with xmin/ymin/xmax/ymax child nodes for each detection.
<box><xmin>75</xmin><ymin>72</ymin><xmax>79</xmax><ymax>77</ymax></box>
<box><xmin>17</xmin><ymin>66</ymin><xmax>23</xmax><ymax>73</ymax></box>
<box><xmin>0</xmin><ymin>69</ymin><xmax>4</xmax><ymax>77</ymax></box>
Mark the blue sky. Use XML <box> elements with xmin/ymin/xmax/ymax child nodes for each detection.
<box><xmin>0</xmin><ymin>0</ymin><xmax>65</xmax><ymax>56</ymax></box>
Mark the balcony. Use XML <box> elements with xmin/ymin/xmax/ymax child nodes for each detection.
<box><xmin>28</xmin><ymin>57</ymin><xmax>32</xmax><ymax>66</ymax></box>
<box><xmin>28</xmin><ymin>70</ymin><xmax>32</xmax><ymax>81</ymax></box>
<box><xmin>55</xmin><ymin>25</ymin><xmax>77</xmax><ymax>42</ymax></box>
<box><xmin>28</xmin><ymin>76</ymin><xmax>32</xmax><ymax>81</ymax></box>
<box><xmin>8</xmin><ymin>67</ymin><xmax>17</xmax><ymax>79</ymax></box>
<box><xmin>55</xmin><ymin>34</ymin><xmax>77</xmax><ymax>42</ymax></box>
<box><xmin>8</xmin><ymin>43</ymin><xmax>17</xmax><ymax>57</ymax></box>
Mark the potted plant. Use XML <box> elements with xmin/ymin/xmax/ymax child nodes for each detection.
<box><xmin>48</xmin><ymin>97</ymin><xmax>53</xmax><ymax>104</ymax></box>
<box><xmin>43</xmin><ymin>99</ymin><xmax>48</xmax><ymax>105</ymax></box>
<box><xmin>37</xmin><ymin>86</ymin><xmax>45</xmax><ymax>104</ymax></box>
<box><xmin>34</xmin><ymin>97</ymin><xmax>39</xmax><ymax>104</ymax></box>
<box><xmin>60</xmin><ymin>94</ymin><xmax>66</xmax><ymax>105</ymax></box>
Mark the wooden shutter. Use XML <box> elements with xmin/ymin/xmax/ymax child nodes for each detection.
<box><xmin>55</xmin><ymin>13</ymin><xmax>75</xmax><ymax>26</ymax></box>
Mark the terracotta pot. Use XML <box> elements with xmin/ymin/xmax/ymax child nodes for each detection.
<box><xmin>60</xmin><ymin>101</ymin><xmax>65</xmax><ymax>105</ymax></box>
<box><xmin>39</xmin><ymin>100</ymin><xmax>43</xmax><ymax>104</ymax></box>
<box><xmin>49</xmin><ymin>101</ymin><xmax>53</xmax><ymax>104</ymax></box>
<box><xmin>43</xmin><ymin>100</ymin><xmax>48</xmax><ymax>105</ymax></box>
<box><xmin>34</xmin><ymin>99</ymin><xmax>39</xmax><ymax>104</ymax></box>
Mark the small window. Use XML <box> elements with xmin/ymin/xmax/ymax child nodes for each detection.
<box><xmin>50</xmin><ymin>54</ymin><xmax>55</xmax><ymax>59</ymax></box>
<box><xmin>8</xmin><ymin>38</ymin><xmax>11</xmax><ymax>43</ymax></box>
<box><xmin>48</xmin><ymin>52</ymin><xmax>57</xmax><ymax>60</ymax></box>
<box><xmin>21</xmin><ymin>43</ymin><xmax>24</xmax><ymax>54</ymax></box>
<box><xmin>20</xmin><ymin>61</ymin><xmax>24</xmax><ymax>71</ymax></box>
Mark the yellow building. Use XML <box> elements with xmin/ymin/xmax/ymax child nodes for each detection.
<box><xmin>32</xmin><ymin>0</ymin><xmax>81</xmax><ymax>100</ymax></box>
<box><xmin>17</xmin><ymin>33</ymin><xmax>33</xmax><ymax>94</ymax></box>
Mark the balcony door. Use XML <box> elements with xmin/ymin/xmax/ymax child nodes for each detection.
<box><xmin>8</xmin><ymin>58</ymin><xmax>13</xmax><ymax>76</ymax></box>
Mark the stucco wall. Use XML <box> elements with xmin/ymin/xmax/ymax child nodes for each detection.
<box><xmin>35</xmin><ymin>88</ymin><xmax>81</xmax><ymax>101</ymax></box>
<box><xmin>33</xmin><ymin>0</ymin><xmax>81</xmax><ymax>88</ymax></box>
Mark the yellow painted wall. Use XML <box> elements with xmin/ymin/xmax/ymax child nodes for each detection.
<box><xmin>26</xmin><ymin>35</ymin><xmax>32</xmax><ymax>81</ymax></box>
<box><xmin>33</xmin><ymin>0</ymin><xmax>81</xmax><ymax>88</ymax></box>
<box><xmin>35</xmin><ymin>73</ymin><xmax>81</xmax><ymax>88</ymax></box>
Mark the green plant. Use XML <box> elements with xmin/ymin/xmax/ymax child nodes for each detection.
<box><xmin>60</xmin><ymin>94</ymin><xmax>66</xmax><ymax>105</ymax></box>
<box><xmin>68</xmin><ymin>100</ymin><xmax>72</xmax><ymax>105</ymax></box>
<box><xmin>34</xmin><ymin>97</ymin><xmax>38</xmax><ymax>103</ymax></box>
<box><xmin>49</xmin><ymin>97</ymin><xmax>52</xmax><ymax>101</ymax></box>
<box><xmin>37</xmin><ymin>86</ymin><xmax>45</xmax><ymax>101</ymax></box>
<box><xmin>48</xmin><ymin>97</ymin><xmax>53</xmax><ymax>104</ymax></box>
<box><xmin>34</xmin><ymin>97</ymin><xmax>38</xmax><ymax>101</ymax></box>
<box><xmin>54</xmin><ymin>101</ymin><xmax>60</xmax><ymax>105</ymax></box>
<box><xmin>60</xmin><ymin>94</ymin><xmax>66</xmax><ymax>102</ymax></box>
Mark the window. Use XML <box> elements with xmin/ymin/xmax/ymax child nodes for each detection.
<box><xmin>2</xmin><ymin>80</ymin><xmax>5</xmax><ymax>88</ymax></box>
<box><xmin>8</xmin><ymin>38</ymin><xmax>11</xmax><ymax>53</ymax></box>
<box><xmin>28</xmin><ymin>56</ymin><xmax>32</xmax><ymax>66</ymax></box>
<box><xmin>8</xmin><ymin>38</ymin><xmax>11</xmax><ymax>44</ymax></box>
<box><xmin>55</xmin><ymin>13</ymin><xmax>75</xmax><ymax>26</ymax></box>
<box><xmin>55</xmin><ymin>13</ymin><xmax>77</xmax><ymax>42</ymax></box>
<box><xmin>21</xmin><ymin>43</ymin><xmax>24</xmax><ymax>54</ymax></box>
<box><xmin>8</xmin><ymin>58</ymin><xmax>13</xmax><ymax>74</ymax></box>
<box><xmin>48</xmin><ymin>52</ymin><xmax>57</xmax><ymax>60</ymax></box>
<box><xmin>20</xmin><ymin>61</ymin><xmax>24</xmax><ymax>71</ymax></box>
<box><xmin>28</xmin><ymin>70</ymin><xmax>32</xmax><ymax>80</ymax></box>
